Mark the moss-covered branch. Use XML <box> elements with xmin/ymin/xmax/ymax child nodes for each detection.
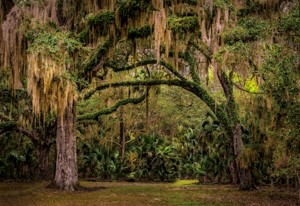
<box><xmin>78</xmin><ymin>28</ymin><xmax>89</xmax><ymax>43</ymax></box>
<box><xmin>127</xmin><ymin>25</ymin><xmax>151</xmax><ymax>40</ymax></box>
<box><xmin>84</xmin><ymin>79</ymin><xmax>231</xmax><ymax>130</ymax></box>
<box><xmin>105</xmin><ymin>59</ymin><xmax>186</xmax><ymax>81</ymax></box>
<box><xmin>85</xmin><ymin>79</ymin><xmax>216</xmax><ymax>110</ymax></box>
<box><xmin>77</xmin><ymin>93</ymin><xmax>147</xmax><ymax>121</ymax></box>
<box><xmin>185</xmin><ymin>52</ymin><xmax>200</xmax><ymax>84</ymax></box>
<box><xmin>87</xmin><ymin>11</ymin><xmax>115</xmax><ymax>27</ymax></box>
<box><xmin>217</xmin><ymin>70</ymin><xmax>238</xmax><ymax>124</ymax></box>
<box><xmin>167</xmin><ymin>16</ymin><xmax>199</xmax><ymax>33</ymax></box>
<box><xmin>78</xmin><ymin>11</ymin><xmax>115</xmax><ymax>43</ymax></box>
<box><xmin>118</xmin><ymin>0</ymin><xmax>152</xmax><ymax>25</ymax></box>
<box><xmin>0</xmin><ymin>118</ymin><xmax>38</xmax><ymax>142</ymax></box>
<box><xmin>160</xmin><ymin>60</ymin><xmax>186</xmax><ymax>81</ymax></box>
<box><xmin>83</xmin><ymin>37</ymin><xmax>113</xmax><ymax>74</ymax></box>
<box><xmin>104</xmin><ymin>59</ymin><xmax>157</xmax><ymax>72</ymax></box>
<box><xmin>189</xmin><ymin>41</ymin><xmax>212</xmax><ymax>60</ymax></box>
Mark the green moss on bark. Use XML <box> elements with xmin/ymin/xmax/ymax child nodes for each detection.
<box><xmin>224</xmin><ymin>17</ymin><xmax>269</xmax><ymax>45</ymax></box>
<box><xmin>77</xmin><ymin>94</ymin><xmax>146</xmax><ymax>121</ymax></box>
<box><xmin>167</xmin><ymin>16</ymin><xmax>198</xmax><ymax>33</ymax></box>
<box><xmin>83</xmin><ymin>37</ymin><xmax>113</xmax><ymax>73</ymax></box>
<box><xmin>87</xmin><ymin>11</ymin><xmax>115</xmax><ymax>27</ymax></box>
<box><xmin>127</xmin><ymin>25</ymin><xmax>151</xmax><ymax>40</ymax></box>
<box><xmin>185</xmin><ymin>52</ymin><xmax>200</xmax><ymax>84</ymax></box>
<box><xmin>118</xmin><ymin>0</ymin><xmax>152</xmax><ymax>25</ymax></box>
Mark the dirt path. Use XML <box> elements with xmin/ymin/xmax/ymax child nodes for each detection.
<box><xmin>0</xmin><ymin>181</ymin><xmax>298</xmax><ymax>206</ymax></box>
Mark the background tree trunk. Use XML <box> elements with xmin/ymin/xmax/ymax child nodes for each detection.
<box><xmin>233</xmin><ymin>123</ymin><xmax>254</xmax><ymax>190</ymax></box>
<box><xmin>218</xmin><ymin>71</ymin><xmax>254</xmax><ymax>190</ymax></box>
<box><xmin>119</xmin><ymin>106</ymin><xmax>125</xmax><ymax>160</ymax></box>
<box><xmin>54</xmin><ymin>102</ymin><xmax>78</xmax><ymax>191</ymax></box>
<box><xmin>36</xmin><ymin>140</ymin><xmax>52</xmax><ymax>180</ymax></box>
<box><xmin>119</xmin><ymin>88</ymin><xmax>125</xmax><ymax>160</ymax></box>
<box><xmin>37</xmin><ymin>144</ymin><xmax>51</xmax><ymax>179</ymax></box>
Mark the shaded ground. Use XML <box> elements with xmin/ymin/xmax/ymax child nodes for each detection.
<box><xmin>0</xmin><ymin>180</ymin><xmax>298</xmax><ymax>206</ymax></box>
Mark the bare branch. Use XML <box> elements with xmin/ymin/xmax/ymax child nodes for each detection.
<box><xmin>233</xmin><ymin>82</ymin><xmax>265</xmax><ymax>95</ymax></box>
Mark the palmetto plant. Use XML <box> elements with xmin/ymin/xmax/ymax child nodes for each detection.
<box><xmin>197</xmin><ymin>113</ymin><xmax>232</xmax><ymax>183</ymax></box>
<box><xmin>78</xmin><ymin>138</ymin><xmax>120</xmax><ymax>180</ymax></box>
<box><xmin>124</xmin><ymin>135</ymin><xmax>180</xmax><ymax>182</ymax></box>
<box><xmin>175</xmin><ymin>128</ymin><xmax>202</xmax><ymax>178</ymax></box>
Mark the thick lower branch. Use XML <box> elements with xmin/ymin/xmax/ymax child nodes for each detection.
<box><xmin>0</xmin><ymin>114</ymin><xmax>38</xmax><ymax>142</ymax></box>
<box><xmin>78</xmin><ymin>93</ymin><xmax>147</xmax><ymax>121</ymax></box>
<box><xmin>83</xmin><ymin>37</ymin><xmax>113</xmax><ymax>76</ymax></box>
<box><xmin>85</xmin><ymin>79</ymin><xmax>217</xmax><ymax>112</ymax></box>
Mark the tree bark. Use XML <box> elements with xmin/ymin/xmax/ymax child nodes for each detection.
<box><xmin>119</xmin><ymin>105</ymin><xmax>125</xmax><ymax>160</ymax></box>
<box><xmin>37</xmin><ymin>143</ymin><xmax>52</xmax><ymax>179</ymax></box>
<box><xmin>119</xmin><ymin>88</ymin><xmax>126</xmax><ymax>160</ymax></box>
<box><xmin>54</xmin><ymin>102</ymin><xmax>78</xmax><ymax>191</ymax></box>
<box><xmin>145</xmin><ymin>86</ymin><xmax>150</xmax><ymax>134</ymax></box>
<box><xmin>218</xmin><ymin>71</ymin><xmax>254</xmax><ymax>190</ymax></box>
<box><xmin>233</xmin><ymin>123</ymin><xmax>254</xmax><ymax>190</ymax></box>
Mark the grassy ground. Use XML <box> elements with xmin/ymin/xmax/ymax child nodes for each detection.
<box><xmin>0</xmin><ymin>180</ymin><xmax>298</xmax><ymax>206</ymax></box>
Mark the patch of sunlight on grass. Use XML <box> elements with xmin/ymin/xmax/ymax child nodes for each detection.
<box><xmin>172</xmin><ymin>180</ymin><xmax>198</xmax><ymax>187</ymax></box>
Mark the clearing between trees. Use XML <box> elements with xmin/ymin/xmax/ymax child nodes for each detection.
<box><xmin>0</xmin><ymin>180</ymin><xmax>298</xmax><ymax>206</ymax></box>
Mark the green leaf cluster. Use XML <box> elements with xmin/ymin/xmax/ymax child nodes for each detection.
<box><xmin>27</xmin><ymin>28</ymin><xmax>84</xmax><ymax>64</ymax></box>
<box><xmin>87</xmin><ymin>11</ymin><xmax>115</xmax><ymax>27</ymax></box>
<box><xmin>127</xmin><ymin>25</ymin><xmax>151</xmax><ymax>40</ymax></box>
<box><xmin>224</xmin><ymin>16</ymin><xmax>268</xmax><ymax>44</ymax></box>
<box><xmin>167</xmin><ymin>16</ymin><xmax>198</xmax><ymax>33</ymax></box>
<box><xmin>278</xmin><ymin>7</ymin><xmax>300</xmax><ymax>34</ymax></box>
<box><xmin>118</xmin><ymin>0</ymin><xmax>152</xmax><ymax>24</ymax></box>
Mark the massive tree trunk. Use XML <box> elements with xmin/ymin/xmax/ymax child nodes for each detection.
<box><xmin>54</xmin><ymin>101</ymin><xmax>78</xmax><ymax>191</ymax></box>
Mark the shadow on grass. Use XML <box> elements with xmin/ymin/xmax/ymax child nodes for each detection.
<box><xmin>45</xmin><ymin>181</ymin><xmax>107</xmax><ymax>192</ymax></box>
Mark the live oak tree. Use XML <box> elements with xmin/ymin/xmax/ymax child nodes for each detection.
<box><xmin>1</xmin><ymin>0</ymin><xmax>299</xmax><ymax>191</ymax></box>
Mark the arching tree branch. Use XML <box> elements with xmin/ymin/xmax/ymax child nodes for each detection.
<box><xmin>85</xmin><ymin>79</ymin><xmax>217</xmax><ymax>111</ymax></box>
<box><xmin>83</xmin><ymin>37</ymin><xmax>113</xmax><ymax>77</ymax></box>
<box><xmin>77</xmin><ymin>93</ymin><xmax>147</xmax><ymax>121</ymax></box>
<box><xmin>104</xmin><ymin>59</ymin><xmax>157</xmax><ymax>72</ymax></box>
<box><xmin>104</xmin><ymin>59</ymin><xmax>187</xmax><ymax>81</ymax></box>
<box><xmin>0</xmin><ymin>119</ymin><xmax>38</xmax><ymax>143</ymax></box>
<box><xmin>160</xmin><ymin>60</ymin><xmax>186</xmax><ymax>81</ymax></box>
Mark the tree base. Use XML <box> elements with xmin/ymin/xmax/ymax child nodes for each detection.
<box><xmin>46</xmin><ymin>181</ymin><xmax>80</xmax><ymax>191</ymax></box>
<box><xmin>238</xmin><ymin>168</ymin><xmax>257</xmax><ymax>191</ymax></box>
<box><xmin>46</xmin><ymin>181</ymin><xmax>107</xmax><ymax>191</ymax></box>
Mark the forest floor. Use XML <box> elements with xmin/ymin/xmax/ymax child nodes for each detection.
<box><xmin>0</xmin><ymin>180</ymin><xmax>299</xmax><ymax>206</ymax></box>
